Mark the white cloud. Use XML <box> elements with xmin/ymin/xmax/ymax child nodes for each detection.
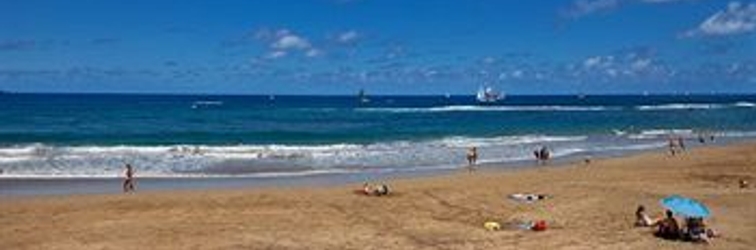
<box><xmin>684</xmin><ymin>2</ymin><xmax>756</xmax><ymax>37</ymax></box>
<box><xmin>563</xmin><ymin>0</ymin><xmax>621</xmax><ymax>18</ymax></box>
<box><xmin>265</xmin><ymin>50</ymin><xmax>287</xmax><ymax>59</ymax></box>
<box><xmin>563</xmin><ymin>0</ymin><xmax>694</xmax><ymax>19</ymax></box>
<box><xmin>337</xmin><ymin>30</ymin><xmax>360</xmax><ymax>44</ymax></box>
<box><xmin>511</xmin><ymin>70</ymin><xmax>524</xmax><ymax>78</ymax></box>
<box><xmin>583</xmin><ymin>56</ymin><xmax>602</xmax><ymax>68</ymax></box>
<box><xmin>641</xmin><ymin>0</ymin><xmax>687</xmax><ymax>3</ymax></box>
<box><xmin>271</xmin><ymin>35</ymin><xmax>311</xmax><ymax>50</ymax></box>
<box><xmin>583</xmin><ymin>55</ymin><xmax>614</xmax><ymax>68</ymax></box>
<box><xmin>631</xmin><ymin>58</ymin><xmax>652</xmax><ymax>70</ymax></box>
<box><xmin>305</xmin><ymin>48</ymin><xmax>322</xmax><ymax>57</ymax></box>
<box><xmin>255</xmin><ymin>28</ymin><xmax>326</xmax><ymax>60</ymax></box>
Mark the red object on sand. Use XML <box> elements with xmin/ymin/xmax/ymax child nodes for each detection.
<box><xmin>532</xmin><ymin>220</ymin><xmax>548</xmax><ymax>231</ymax></box>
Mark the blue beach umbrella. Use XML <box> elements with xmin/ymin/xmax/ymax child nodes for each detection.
<box><xmin>660</xmin><ymin>195</ymin><xmax>710</xmax><ymax>218</ymax></box>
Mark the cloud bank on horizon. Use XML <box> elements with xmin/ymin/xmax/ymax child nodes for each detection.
<box><xmin>0</xmin><ymin>0</ymin><xmax>754</xmax><ymax>94</ymax></box>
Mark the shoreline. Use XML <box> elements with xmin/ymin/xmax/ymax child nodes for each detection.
<box><xmin>0</xmin><ymin>137</ymin><xmax>739</xmax><ymax>198</ymax></box>
<box><xmin>1</xmin><ymin>141</ymin><xmax>755</xmax><ymax>249</ymax></box>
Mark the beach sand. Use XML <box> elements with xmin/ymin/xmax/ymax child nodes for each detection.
<box><xmin>1</xmin><ymin>143</ymin><xmax>755</xmax><ymax>249</ymax></box>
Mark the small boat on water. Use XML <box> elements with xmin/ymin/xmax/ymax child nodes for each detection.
<box><xmin>357</xmin><ymin>89</ymin><xmax>370</xmax><ymax>104</ymax></box>
<box><xmin>476</xmin><ymin>86</ymin><xmax>503</xmax><ymax>103</ymax></box>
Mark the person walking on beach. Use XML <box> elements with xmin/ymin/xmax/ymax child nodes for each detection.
<box><xmin>466</xmin><ymin>147</ymin><xmax>478</xmax><ymax>171</ymax></box>
<box><xmin>668</xmin><ymin>136</ymin><xmax>678</xmax><ymax>156</ymax></box>
<box><xmin>123</xmin><ymin>163</ymin><xmax>136</xmax><ymax>193</ymax></box>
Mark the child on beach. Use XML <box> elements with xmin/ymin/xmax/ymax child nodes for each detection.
<box><xmin>123</xmin><ymin>164</ymin><xmax>136</xmax><ymax>193</ymax></box>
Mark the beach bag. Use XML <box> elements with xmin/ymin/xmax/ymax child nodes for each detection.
<box><xmin>531</xmin><ymin>220</ymin><xmax>547</xmax><ymax>231</ymax></box>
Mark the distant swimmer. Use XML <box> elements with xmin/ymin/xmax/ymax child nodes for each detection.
<box><xmin>466</xmin><ymin>146</ymin><xmax>478</xmax><ymax>171</ymax></box>
<box><xmin>123</xmin><ymin>163</ymin><xmax>136</xmax><ymax>193</ymax></box>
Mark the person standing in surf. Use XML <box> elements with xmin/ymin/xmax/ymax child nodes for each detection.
<box><xmin>123</xmin><ymin>163</ymin><xmax>136</xmax><ymax>193</ymax></box>
<box><xmin>534</xmin><ymin>146</ymin><xmax>550</xmax><ymax>165</ymax></box>
<box><xmin>466</xmin><ymin>147</ymin><xmax>478</xmax><ymax>171</ymax></box>
<box><xmin>668</xmin><ymin>136</ymin><xmax>678</xmax><ymax>156</ymax></box>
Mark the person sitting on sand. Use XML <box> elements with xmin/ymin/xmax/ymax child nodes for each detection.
<box><xmin>655</xmin><ymin>210</ymin><xmax>680</xmax><ymax>240</ymax></box>
<box><xmin>634</xmin><ymin>205</ymin><xmax>659</xmax><ymax>227</ymax></box>
<box><xmin>466</xmin><ymin>147</ymin><xmax>478</xmax><ymax>170</ymax></box>
<box><xmin>123</xmin><ymin>164</ymin><xmax>136</xmax><ymax>193</ymax></box>
<box><xmin>683</xmin><ymin>217</ymin><xmax>712</xmax><ymax>243</ymax></box>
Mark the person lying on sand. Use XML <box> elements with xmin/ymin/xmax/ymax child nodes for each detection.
<box><xmin>508</xmin><ymin>193</ymin><xmax>548</xmax><ymax>202</ymax></box>
<box><xmin>361</xmin><ymin>183</ymin><xmax>390</xmax><ymax>196</ymax></box>
<box><xmin>634</xmin><ymin>205</ymin><xmax>660</xmax><ymax>227</ymax></box>
<box><xmin>654</xmin><ymin>210</ymin><xmax>680</xmax><ymax>240</ymax></box>
<box><xmin>375</xmin><ymin>183</ymin><xmax>389</xmax><ymax>196</ymax></box>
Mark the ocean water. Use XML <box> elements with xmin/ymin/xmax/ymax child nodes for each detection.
<box><xmin>1</xmin><ymin>93</ymin><xmax>756</xmax><ymax>179</ymax></box>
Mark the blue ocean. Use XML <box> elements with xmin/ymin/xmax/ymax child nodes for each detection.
<box><xmin>1</xmin><ymin>93</ymin><xmax>756</xmax><ymax>178</ymax></box>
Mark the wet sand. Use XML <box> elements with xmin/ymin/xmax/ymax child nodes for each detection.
<box><xmin>1</xmin><ymin>142</ymin><xmax>755</xmax><ymax>249</ymax></box>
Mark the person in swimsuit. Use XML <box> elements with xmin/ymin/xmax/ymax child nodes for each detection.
<box><xmin>123</xmin><ymin>164</ymin><xmax>136</xmax><ymax>193</ymax></box>
<box><xmin>655</xmin><ymin>210</ymin><xmax>681</xmax><ymax>240</ymax></box>
<box><xmin>466</xmin><ymin>147</ymin><xmax>478</xmax><ymax>171</ymax></box>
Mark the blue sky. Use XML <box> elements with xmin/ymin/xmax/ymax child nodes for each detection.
<box><xmin>0</xmin><ymin>0</ymin><xmax>755</xmax><ymax>94</ymax></box>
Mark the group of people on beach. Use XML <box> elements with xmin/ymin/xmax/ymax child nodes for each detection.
<box><xmin>669</xmin><ymin>132</ymin><xmax>718</xmax><ymax>156</ymax></box>
<box><xmin>635</xmin><ymin>205</ymin><xmax>718</xmax><ymax>244</ymax></box>
<box><xmin>465</xmin><ymin>145</ymin><xmax>551</xmax><ymax>171</ymax></box>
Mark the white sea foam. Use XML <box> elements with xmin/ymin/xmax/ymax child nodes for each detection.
<box><xmin>0</xmin><ymin>168</ymin><xmax>357</xmax><ymax>179</ymax></box>
<box><xmin>734</xmin><ymin>101</ymin><xmax>756</xmax><ymax>108</ymax></box>
<box><xmin>357</xmin><ymin>105</ymin><xmax>615</xmax><ymax>113</ymax></box>
<box><xmin>720</xmin><ymin>131</ymin><xmax>756</xmax><ymax>138</ymax></box>
<box><xmin>636</xmin><ymin>102</ymin><xmax>756</xmax><ymax>111</ymax></box>
<box><xmin>636</xmin><ymin>103</ymin><xmax>725</xmax><ymax>111</ymax></box>
<box><xmin>598</xmin><ymin>142</ymin><xmax>667</xmax><ymax>151</ymax></box>
<box><xmin>355</xmin><ymin>102</ymin><xmax>756</xmax><ymax>113</ymax></box>
<box><xmin>433</xmin><ymin>135</ymin><xmax>587</xmax><ymax>148</ymax></box>
<box><xmin>0</xmin><ymin>132</ymin><xmax>753</xmax><ymax>178</ymax></box>
<box><xmin>627</xmin><ymin>129</ymin><xmax>695</xmax><ymax>139</ymax></box>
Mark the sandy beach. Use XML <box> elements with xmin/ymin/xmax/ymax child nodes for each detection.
<box><xmin>1</xmin><ymin>143</ymin><xmax>754</xmax><ymax>249</ymax></box>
